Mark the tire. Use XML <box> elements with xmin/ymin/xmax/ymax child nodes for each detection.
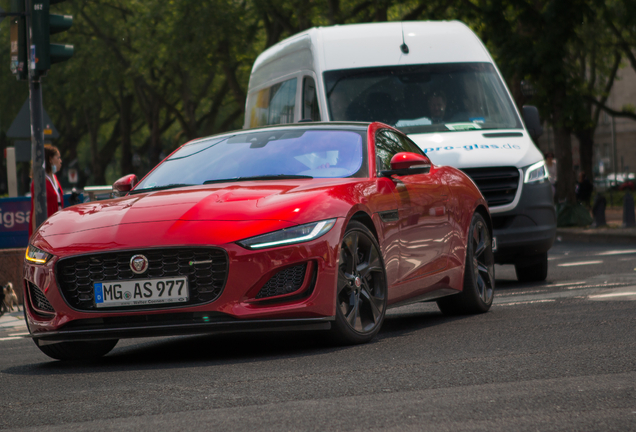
<box><xmin>331</xmin><ymin>221</ymin><xmax>388</xmax><ymax>344</ymax></box>
<box><xmin>437</xmin><ymin>213</ymin><xmax>495</xmax><ymax>315</ymax></box>
<box><xmin>514</xmin><ymin>252</ymin><xmax>548</xmax><ymax>282</ymax></box>
<box><xmin>34</xmin><ymin>339</ymin><xmax>118</xmax><ymax>361</ymax></box>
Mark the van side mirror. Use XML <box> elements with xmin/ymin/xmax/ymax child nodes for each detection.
<box><xmin>522</xmin><ymin>105</ymin><xmax>543</xmax><ymax>142</ymax></box>
<box><xmin>112</xmin><ymin>174</ymin><xmax>138</xmax><ymax>197</ymax></box>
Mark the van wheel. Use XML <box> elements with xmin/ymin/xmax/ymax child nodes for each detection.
<box><xmin>515</xmin><ymin>252</ymin><xmax>548</xmax><ymax>282</ymax></box>
<box><xmin>437</xmin><ymin>213</ymin><xmax>494</xmax><ymax>315</ymax></box>
<box><xmin>35</xmin><ymin>339</ymin><xmax>118</xmax><ymax>361</ymax></box>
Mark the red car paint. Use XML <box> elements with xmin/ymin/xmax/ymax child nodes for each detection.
<box><xmin>23</xmin><ymin>122</ymin><xmax>488</xmax><ymax>342</ymax></box>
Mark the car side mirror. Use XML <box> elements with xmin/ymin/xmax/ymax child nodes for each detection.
<box><xmin>381</xmin><ymin>152</ymin><xmax>431</xmax><ymax>177</ymax></box>
<box><xmin>112</xmin><ymin>174</ymin><xmax>138</xmax><ymax>197</ymax></box>
<box><xmin>522</xmin><ymin>105</ymin><xmax>543</xmax><ymax>142</ymax></box>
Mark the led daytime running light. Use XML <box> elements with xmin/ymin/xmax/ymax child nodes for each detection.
<box><xmin>239</xmin><ymin>219</ymin><xmax>336</xmax><ymax>250</ymax></box>
<box><xmin>25</xmin><ymin>245</ymin><xmax>52</xmax><ymax>264</ymax></box>
<box><xmin>524</xmin><ymin>161</ymin><xmax>548</xmax><ymax>183</ymax></box>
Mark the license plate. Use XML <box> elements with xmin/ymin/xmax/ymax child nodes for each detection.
<box><xmin>94</xmin><ymin>277</ymin><xmax>189</xmax><ymax>308</ymax></box>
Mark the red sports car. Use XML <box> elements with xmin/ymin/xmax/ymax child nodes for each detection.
<box><xmin>24</xmin><ymin>122</ymin><xmax>494</xmax><ymax>360</ymax></box>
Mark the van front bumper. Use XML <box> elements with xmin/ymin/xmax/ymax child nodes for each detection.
<box><xmin>491</xmin><ymin>180</ymin><xmax>556</xmax><ymax>264</ymax></box>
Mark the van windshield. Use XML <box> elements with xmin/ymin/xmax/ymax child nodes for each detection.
<box><xmin>324</xmin><ymin>63</ymin><xmax>522</xmax><ymax>134</ymax></box>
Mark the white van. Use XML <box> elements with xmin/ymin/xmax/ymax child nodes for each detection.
<box><xmin>244</xmin><ymin>21</ymin><xmax>556</xmax><ymax>282</ymax></box>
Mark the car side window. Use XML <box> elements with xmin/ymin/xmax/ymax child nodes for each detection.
<box><xmin>248</xmin><ymin>78</ymin><xmax>297</xmax><ymax>127</ymax></box>
<box><xmin>375</xmin><ymin>130</ymin><xmax>422</xmax><ymax>173</ymax></box>
<box><xmin>393</xmin><ymin>132</ymin><xmax>425</xmax><ymax>156</ymax></box>
<box><xmin>302</xmin><ymin>77</ymin><xmax>321</xmax><ymax>121</ymax></box>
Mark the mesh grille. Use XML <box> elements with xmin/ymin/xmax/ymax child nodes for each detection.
<box><xmin>256</xmin><ymin>264</ymin><xmax>307</xmax><ymax>299</ymax></box>
<box><xmin>56</xmin><ymin>248</ymin><xmax>228</xmax><ymax>311</ymax></box>
<box><xmin>461</xmin><ymin>167</ymin><xmax>520</xmax><ymax>207</ymax></box>
<box><xmin>28</xmin><ymin>282</ymin><xmax>55</xmax><ymax>314</ymax></box>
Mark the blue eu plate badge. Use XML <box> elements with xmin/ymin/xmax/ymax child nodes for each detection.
<box><xmin>94</xmin><ymin>283</ymin><xmax>104</xmax><ymax>304</ymax></box>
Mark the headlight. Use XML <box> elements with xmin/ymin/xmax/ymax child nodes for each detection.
<box><xmin>237</xmin><ymin>219</ymin><xmax>337</xmax><ymax>250</ymax></box>
<box><xmin>25</xmin><ymin>245</ymin><xmax>53</xmax><ymax>264</ymax></box>
<box><xmin>524</xmin><ymin>161</ymin><xmax>548</xmax><ymax>183</ymax></box>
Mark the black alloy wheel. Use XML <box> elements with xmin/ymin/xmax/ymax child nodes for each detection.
<box><xmin>437</xmin><ymin>212</ymin><xmax>495</xmax><ymax>315</ymax></box>
<box><xmin>332</xmin><ymin>221</ymin><xmax>387</xmax><ymax>344</ymax></box>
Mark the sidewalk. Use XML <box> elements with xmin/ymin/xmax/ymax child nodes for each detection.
<box><xmin>0</xmin><ymin>309</ymin><xmax>26</xmax><ymax>331</ymax></box>
<box><xmin>556</xmin><ymin>206</ymin><xmax>636</xmax><ymax>244</ymax></box>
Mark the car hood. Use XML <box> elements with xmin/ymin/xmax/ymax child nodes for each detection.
<box><xmin>37</xmin><ymin>179</ymin><xmax>358</xmax><ymax>239</ymax></box>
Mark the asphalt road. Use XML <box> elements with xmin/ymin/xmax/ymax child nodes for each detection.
<box><xmin>1</xmin><ymin>240</ymin><xmax>635</xmax><ymax>431</ymax></box>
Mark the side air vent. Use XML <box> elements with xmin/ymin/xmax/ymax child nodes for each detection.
<box><xmin>28</xmin><ymin>281</ymin><xmax>55</xmax><ymax>314</ymax></box>
<box><xmin>256</xmin><ymin>264</ymin><xmax>308</xmax><ymax>299</ymax></box>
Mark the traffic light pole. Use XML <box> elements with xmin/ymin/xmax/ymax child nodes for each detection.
<box><xmin>26</xmin><ymin>0</ymin><xmax>48</xmax><ymax>229</ymax></box>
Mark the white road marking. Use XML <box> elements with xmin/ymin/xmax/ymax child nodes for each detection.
<box><xmin>544</xmin><ymin>281</ymin><xmax>587</xmax><ymax>287</ymax></box>
<box><xmin>588</xmin><ymin>292</ymin><xmax>636</xmax><ymax>299</ymax></box>
<box><xmin>496</xmin><ymin>299</ymin><xmax>556</xmax><ymax>306</ymax></box>
<box><xmin>558</xmin><ymin>260</ymin><xmax>603</xmax><ymax>267</ymax></box>
<box><xmin>597</xmin><ymin>249</ymin><xmax>636</xmax><ymax>256</ymax></box>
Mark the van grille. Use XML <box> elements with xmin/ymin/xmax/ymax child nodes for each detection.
<box><xmin>460</xmin><ymin>167</ymin><xmax>520</xmax><ymax>207</ymax></box>
<box><xmin>56</xmin><ymin>248</ymin><xmax>228</xmax><ymax>311</ymax></box>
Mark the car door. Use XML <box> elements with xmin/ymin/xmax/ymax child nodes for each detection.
<box><xmin>374</xmin><ymin>129</ymin><xmax>452</xmax><ymax>288</ymax></box>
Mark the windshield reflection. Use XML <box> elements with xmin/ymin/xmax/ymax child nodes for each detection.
<box><xmin>135</xmin><ymin>129</ymin><xmax>366</xmax><ymax>191</ymax></box>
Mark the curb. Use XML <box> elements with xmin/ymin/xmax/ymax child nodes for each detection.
<box><xmin>556</xmin><ymin>227</ymin><xmax>636</xmax><ymax>244</ymax></box>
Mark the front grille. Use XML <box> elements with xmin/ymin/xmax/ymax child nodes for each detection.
<box><xmin>256</xmin><ymin>264</ymin><xmax>307</xmax><ymax>299</ymax></box>
<box><xmin>56</xmin><ymin>248</ymin><xmax>228</xmax><ymax>311</ymax></box>
<box><xmin>28</xmin><ymin>281</ymin><xmax>55</xmax><ymax>314</ymax></box>
<box><xmin>461</xmin><ymin>167</ymin><xmax>520</xmax><ymax>207</ymax></box>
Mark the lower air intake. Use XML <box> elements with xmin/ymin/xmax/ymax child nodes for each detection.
<box><xmin>28</xmin><ymin>281</ymin><xmax>55</xmax><ymax>314</ymax></box>
<box><xmin>256</xmin><ymin>264</ymin><xmax>307</xmax><ymax>299</ymax></box>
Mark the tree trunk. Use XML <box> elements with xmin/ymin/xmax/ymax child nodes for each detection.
<box><xmin>87</xmin><ymin>114</ymin><xmax>105</xmax><ymax>185</ymax></box>
<box><xmin>554</xmin><ymin>124</ymin><xmax>576</xmax><ymax>203</ymax></box>
<box><xmin>576</xmin><ymin>127</ymin><xmax>594</xmax><ymax>184</ymax></box>
<box><xmin>120</xmin><ymin>89</ymin><xmax>134</xmax><ymax>176</ymax></box>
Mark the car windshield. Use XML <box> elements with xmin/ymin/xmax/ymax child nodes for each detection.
<box><xmin>324</xmin><ymin>63</ymin><xmax>522</xmax><ymax>134</ymax></box>
<box><xmin>135</xmin><ymin>129</ymin><xmax>366</xmax><ymax>191</ymax></box>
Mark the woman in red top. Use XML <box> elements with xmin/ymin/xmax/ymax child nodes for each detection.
<box><xmin>29</xmin><ymin>144</ymin><xmax>63</xmax><ymax>236</ymax></box>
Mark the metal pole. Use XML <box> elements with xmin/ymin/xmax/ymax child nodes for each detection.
<box><xmin>26</xmin><ymin>0</ymin><xmax>47</xmax><ymax>230</ymax></box>
<box><xmin>611</xmin><ymin>115</ymin><xmax>617</xmax><ymax>177</ymax></box>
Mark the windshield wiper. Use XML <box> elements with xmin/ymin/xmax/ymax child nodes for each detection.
<box><xmin>203</xmin><ymin>175</ymin><xmax>313</xmax><ymax>184</ymax></box>
<box><xmin>129</xmin><ymin>184</ymin><xmax>194</xmax><ymax>195</ymax></box>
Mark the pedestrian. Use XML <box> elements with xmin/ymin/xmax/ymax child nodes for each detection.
<box><xmin>544</xmin><ymin>152</ymin><xmax>557</xmax><ymax>198</ymax></box>
<box><xmin>576</xmin><ymin>171</ymin><xmax>593</xmax><ymax>207</ymax></box>
<box><xmin>29</xmin><ymin>144</ymin><xmax>64</xmax><ymax>236</ymax></box>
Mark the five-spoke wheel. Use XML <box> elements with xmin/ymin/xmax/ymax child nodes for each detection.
<box><xmin>332</xmin><ymin>221</ymin><xmax>387</xmax><ymax>344</ymax></box>
<box><xmin>437</xmin><ymin>212</ymin><xmax>494</xmax><ymax>315</ymax></box>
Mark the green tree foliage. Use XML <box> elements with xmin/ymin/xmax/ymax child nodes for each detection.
<box><xmin>0</xmin><ymin>0</ymin><xmax>634</xmax><ymax>201</ymax></box>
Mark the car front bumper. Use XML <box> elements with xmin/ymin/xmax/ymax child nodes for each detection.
<box><xmin>23</xmin><ymin>219</ymin><xmax>345</xmax><ymax>342</ymax></box>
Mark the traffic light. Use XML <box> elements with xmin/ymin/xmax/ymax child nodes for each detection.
<box><xmin>9</xmin><ymin>0</ymin><xmax>27</xmax><ymax>80</ymax></box>
<box><xmin>30</xmin><ymin>0</ymin><xmax>74</xmax><ymax>75</ymax></box>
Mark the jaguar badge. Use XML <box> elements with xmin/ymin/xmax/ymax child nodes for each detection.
<box><xmin>130</xmin><ymin>254</ymin><xmax>149</xmax><ymax>274</ymax></box>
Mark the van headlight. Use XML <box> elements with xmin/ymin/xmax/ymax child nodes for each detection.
<box><xmin>237</xmin><ymin>219</ymin><xmax>337</xmax><ymax>250</ymax></box>
<box><xmin>25</xmin><ymin>245</ymin><xmax>53</xmax><ymax>264</ymax></box>
<box><xmin>524</xmin><ymin>161</ymin><xmax>548</xmax><ymax>183</ymax></box>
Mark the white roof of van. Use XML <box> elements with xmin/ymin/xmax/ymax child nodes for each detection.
<box><xmin>251</xmin><ymin>21</ymin><xmax>493</xmax><ymax>83</ymax></box>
